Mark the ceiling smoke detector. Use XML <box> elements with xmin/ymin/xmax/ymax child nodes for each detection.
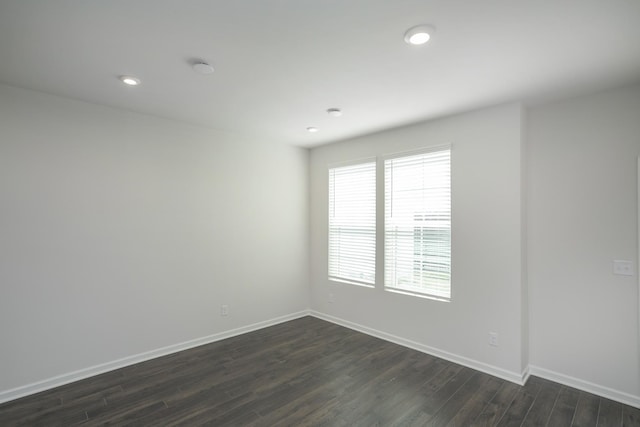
<box><xmin>193</xmin><ymin>62</ymin><xmax>215</xmax><ymax>74</ymax></box>
<box><xmin>327</xmin><ymin>108</ymin><xmax>342</xmax><ymax>117</ymax></box>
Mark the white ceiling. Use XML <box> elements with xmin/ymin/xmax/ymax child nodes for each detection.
<box><xmin>1</xmin><ymin>0</ymin><xmax>639</xmax><ymax>147</ymax></box>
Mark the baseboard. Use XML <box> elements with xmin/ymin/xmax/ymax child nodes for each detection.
<box><xmin>0</xmin><ymin>310</ymin><xmax>311</xmax><ymax>405</ymax></box>
<box><xmin>310</xmin><ymin>310</ymin><xmax>527</xmax><ymax>385</ymax></box>
<box><xmin>520</xmin><ymin>364</ymin><xmax>531</xmax><ymax>384</ymax></box>
<box><xmin>529</xmin><ymin>365</ymin><xmax>640</xmax><ymax>409</ymax></box>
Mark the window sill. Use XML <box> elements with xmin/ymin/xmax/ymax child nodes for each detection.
<box><xmin>328</xmin><ymin>278</ymin><xmax>375</xmax><ymax>288</ymax></box>
<box><xmin>384</xmin><ymin>287</ymin><xmax>450</xmax><ymax>302</ymax></box>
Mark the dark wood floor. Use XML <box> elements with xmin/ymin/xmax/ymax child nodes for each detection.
<box><xmin>1</xmin><ymin>316</ymin><xmax>639</xmax><ymax>426</ymax></box>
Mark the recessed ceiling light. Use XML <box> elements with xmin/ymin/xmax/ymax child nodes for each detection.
<box><xmin>193</xmin><ymin>62</ymin><xmax>215</xmax><ymax>74</ymax></box>
<box><xmin>119</xmin><ymin>75</ymin><xmax>141</xmax><ymax>86</ymax></box>
<box><xmin>327</xmin><ymin>108</ymin><xmax>342</xmax><ymax>117</ymax></box>
<box><xmin>307</xmin><ymin>127</ymin><xmax>319</xmax><ymax>133</ymax></box>
<box><xmin>404</xmin><ymin>25</ymin><xmax>435</xmax><ymax>45</ymax></box>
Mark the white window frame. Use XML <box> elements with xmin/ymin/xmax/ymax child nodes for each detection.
<box><xmin>326</xmin><ymin>146</ymin><xmax>452</xmax><ymax>302</ymax></box>
<box><xmin>382</xmin><ymin>146</ymin><xmax>451</xmax><ymax>301</ymax></box>
<box><xmin>328</xmin><ymin>158</ymin><xmax>377</xmax><ymax>287</ymax></box>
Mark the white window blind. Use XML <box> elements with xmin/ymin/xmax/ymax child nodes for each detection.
<box><xmin>329</xmin><ymin>162</ymin><xmax>376</xmax><ymax>285</ymax></box>
<box><xmin>384</xmin><ymin>149</ymin><xmax>451</xmax><ymax>299</ymax></box>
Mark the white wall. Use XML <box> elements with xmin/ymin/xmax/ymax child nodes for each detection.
<box><xmin>0</xmin><ymin>84</ymin><xmax>309</xmax><ymax>395</ymax></box>
<box><xmin>528</xmin><ymin>84</ymin><xmax>640</xmax><ymax>402</ymax></box>
<box><xmin>309</xmin><ymin>103</ymin><xmax>527</xmax><ymax>380</ymax></box>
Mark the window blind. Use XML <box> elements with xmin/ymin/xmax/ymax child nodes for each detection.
<box><xmin>384</xmin><ymin>149</ymin><xmax>451</xmax><ymax>299</ymax></box>
<box><xmin>329</xmin><ymin>161</ymin><xmax>376</xmax><ymax>285</ymax></box>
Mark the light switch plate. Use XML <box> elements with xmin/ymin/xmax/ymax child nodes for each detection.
<box><xmin>613</xmin><ymin>260</ymin><xmax>634</xmax><ymax>276</ymax></box>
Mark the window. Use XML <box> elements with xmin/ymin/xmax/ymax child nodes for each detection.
<box><xmin>384</xmin><ymin>148</ymin><xmax>451</xmax><ymax>299</ymax></box>
<box><xmin>328</xmin><ymin>161</ymin><xmax>376</xmax><ymax>286</ymax></box>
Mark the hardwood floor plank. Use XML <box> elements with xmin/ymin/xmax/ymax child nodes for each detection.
<box><xmin>546</xmin><ymin>386</ymin><xmax>580</xmax><ymax>427</ymax></box>
<box><xmin>258</xmin><ymin>373</ymin><xmax>353</xmax><ymax>425</ymax></box>
<box><xmin>470</xmin><ymin>381</ymin><xmax>520</xmax><ymax>427</ymax></box>
<box><xmin>0</xmin><ymin>392</ymin><xmax>62</xmax><ymax>425</ymax></box>
<box><xmin>424</xmin><ymin>371</ymin><xmax>497</xmax><ymax>426</ymax></box>
<box><xmin>373</xmin><ymin>358</ymin><xmax>450</xmax><ymax>424</ymax></box>
<box><xmin>623</xmin><ymin>405</ymin><xmax>640</xmax><ymax>427</ymax></box>
<box><xmin>83</xmin><ymin>399</ymin><xmax>167</xmax><ymax>426</ymax></box>
<box><xmin>339</xmin><ymin>351</ymin><xmax>443</xmax><ymax>425</ymax></box>
<box><xmin>494</xmin><ymin>377</ymin><xmax>543</xmax><ymax>427</ymax></box>
<box><xmin>521</xmin><ymin>379</ymin><xmax>562</xmax><ymax>426</ymax></box>
<box><xmin>12</xmin><ymin>386</ymin><xmax>121</xmax><ymax>426</ymax></box>
<box><xmin>445</xmin><ymin>375</ymin><xmax>504</xmax><ymax>426</ymax></box>
<box><xmin>496</xmin><ymin>391</ymin><xmax>537</xmax><ymax>427</ymax></box>
<box><xmin>327</xmin><ymin>347</ymin><xmax>432</xmax><ymax>424</ymax></box>
<box><xmin>405</xmin><ymin>366</ymin><xmax>476</xmax><ymax>424</ymax></box>
<box><xmin>1</xmin><ymin>316</ymin><xmax>636</xmax><ymax>426</ymax></box>
<box><xmin>56</xmin><ymin>371</ymin><xmax>127</xmax><ymax>404</ymax></box>
<box><xmin>573</xmin><ymin>392</ymin><xmax>601</xmax><ymax>427</ymax></box>
<box><xmin>389</xmin><ymin>362</ymin><xmax>464</xmax><ymax>426</ymax></box>
<box><xmin>597</xmin><ymin>398</ymin><xmax>623</xmax><ymax>427</ymax></box>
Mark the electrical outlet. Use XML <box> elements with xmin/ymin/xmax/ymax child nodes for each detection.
<box><xmin>489</xmin><ymin>332</ymin><xmax>498</xmax><ymax>347</ymax></box>
<box><xmin>328</xmin><ymin>293</ymin><xmax>335</xmax><ymax>303</ymax></box>
<box><xmin>221</xmin><ymin>305</ymin><xmax>229</xmax><ymax>316</ymax></box>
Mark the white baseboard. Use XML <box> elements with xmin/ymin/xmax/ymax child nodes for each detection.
<box><xmin>521</xmin><ymin>364</ymin><xmax>531</xmax><ymax>384</ymax></box>
<box><xmin>529</xmin><ymin>365</ymin><xmax>640</xmax><ymax>409</ymax></box>
<box><xmin>0</xmin><ymin>310</ymin><xmax>311</xmax><ymax>405</ymax></box>
<box><xmin>310</xmin><ymin>310</ymin><xmax>527</xmax><ymax>385</ymax></box>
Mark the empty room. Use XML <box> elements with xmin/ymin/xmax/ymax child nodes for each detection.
<box><xmin>1</xmin><ymin>0</ymin><xmax>639</xmax><ymax>425</ymax></box>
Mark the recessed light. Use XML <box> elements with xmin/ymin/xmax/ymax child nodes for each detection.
<box><xmin>327</xmin><ymin>108</ymin><xmax>342</xmax><ymax>117</ymax></box>
<box><xmin>307</xmin><ymin>127</ymin><xmax>319</xmax><ymax>133</ymax></box>
<box><xmin>193</xmin><ymin>62</ymin><xmax>215</xmax><ymax>74</ymax></box>
<box><xmin>404</xmin><ymin>25</ymin><xmax>435</xmax><ymax>45</ymax></box>
<box><xmin>119</xmin><ymin>75</ymin><xmax>141</xmax><ymax>86</ymax></box>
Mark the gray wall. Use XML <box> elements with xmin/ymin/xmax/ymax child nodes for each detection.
<box><xmin>528</xmin><ymin>84</ymin><xmax>640</xmax><ymax>400</ymax></box>
<box><xmin>0</xmin><ymin>84</ymin><xmax>310</xmax><ymax>395</ymax></box>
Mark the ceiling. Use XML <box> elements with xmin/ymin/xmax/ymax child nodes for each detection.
<box><xmin>1</xmin><ymin>1</ymin><xmax>639</xmax><ymax>147</ymax></box>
